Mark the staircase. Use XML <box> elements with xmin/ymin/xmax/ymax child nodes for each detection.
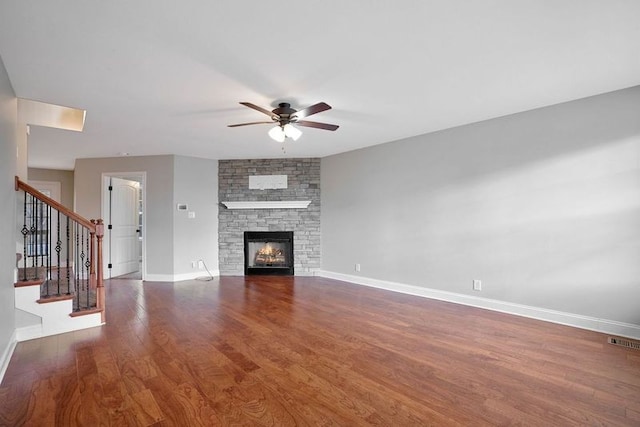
<box><xmin>13</xmin><ymin>177</ymin><xmax>105</xmax><ymax>341</ymax></box>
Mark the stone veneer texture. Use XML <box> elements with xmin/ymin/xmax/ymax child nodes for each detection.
<box><xmin>218</xmin><ymin>158</ymin><xmax>321</xmax><ymax>275</ymax></box>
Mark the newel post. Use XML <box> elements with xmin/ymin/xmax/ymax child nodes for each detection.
<box><xmin>92</xmin><ymin>219</ymin><xmax>105</xmax><ymax>323</ymax></box>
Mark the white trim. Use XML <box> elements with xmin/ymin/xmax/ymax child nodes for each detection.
<box><xmin>145</xmin><ymin>270</ymin><xmax>220</xmax><ymax>282</ymax></box>
<box><xmin>316</xmin><ymin>270</ymin><xmax>640</xmax><ymax>340</ymax></box>
<box><xmin>144</xmin><ymin>274</ymin><xmax>176</xmax><ymax>282</ymax></box>
<box><xmin>14</xmin><ymin>322</ymin><xmax>103</xmax><ymax>342</ymax></box>
<box><xmin>16</xmin><ymin>324</ymin><xmax>44</xmax><ymax>342</ymax></box>
<box><xmin>0</xmin><ymin>329</ymin><xmax>18</xmax><ymax>384</ymax></box>
<box><xmin>221</xmin><ymin>201</ymin><xmax>311</xmax><ymax>209</ymax></box>
<box><xmin>294</xmin><ymin>271</ymin><xmax>317</xmax><ymax>277</ymax></box>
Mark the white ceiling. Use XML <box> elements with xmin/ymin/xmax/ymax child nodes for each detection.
<box><xmin>1</xmin><ymin>1</ymin><xmax>639</xmax><ymax>170</ymax></box>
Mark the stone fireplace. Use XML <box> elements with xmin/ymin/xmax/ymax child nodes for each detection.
<box><xmin>218</xmin><ymin>158</ymin><xmax>320</xmax><ymax>276</ymax></box>
<box><xmin>244</xmin><ymin>231</ymin><xmax>294</xmax><ymax>275</ymax></box>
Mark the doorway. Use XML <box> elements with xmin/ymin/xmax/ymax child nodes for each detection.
<box><xmin>102</xmin><ymin>172</ymin><xmax>146</xmax><ymax>280</ymax></box>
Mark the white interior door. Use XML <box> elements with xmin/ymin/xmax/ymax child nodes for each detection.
<box><xmin>106</xmin><ymin>177</ymin><xmax>140</xmax><ymax>278</ymax></box>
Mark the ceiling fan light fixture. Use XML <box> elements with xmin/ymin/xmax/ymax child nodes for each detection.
<box><xmin>283</xmin><ymin>124</ymin><xmax>302</xmax><ymax>141</ymax></box>
<box><xmin>268</xmin><ymin>126</ymin><xmax>286</xmax><ymax>142</ymax></box>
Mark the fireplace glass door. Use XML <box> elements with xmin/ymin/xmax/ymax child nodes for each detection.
<box><xmin>244</xmin><ymin>231</ymin><xmax>294</xmax><ymax>275</ymax></box>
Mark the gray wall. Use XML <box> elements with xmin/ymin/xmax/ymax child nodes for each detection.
<box><xmin>0</xmin><ymin>56</ymin><xmax>17</xmax><ymax>359</ymax></box>
<box><xmin>218</xmin><ymin>158</ymin><xmax>321</xmax><ymax>275</ymax></box>
<box><xmin>173</xmin><ymin>156</ymin><xmax>219</xmax><ymax>276</ymax></box>
<box><xmin>74</xmin><ymin>155</ymin><xmax>219</xmax><ymax>279</ymax></box>
<box><xmin>322</xmin><ymin>86</ymin><xmax>640</xmax><ymax>326</ymax></box>
<box><xmin>75</xmin><ymin>155</ymin><xmax>175</xmax><ymax>277</ymax></box>
<box><xmin>28</xmin><ymin>168</ymin><xmax>74</xmax><ymax>210</ymax></box>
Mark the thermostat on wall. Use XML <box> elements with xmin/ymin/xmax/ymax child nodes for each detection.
<box><xmin>176</xmin><ymin>203</ymin><xmax>188</xmax><ymax>210</ymax></box>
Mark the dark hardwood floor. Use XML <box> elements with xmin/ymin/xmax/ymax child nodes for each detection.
<box><xmin>1</xmin><ymin>276</ymin><xmax>639</xmax><ymax>426</ymax></box>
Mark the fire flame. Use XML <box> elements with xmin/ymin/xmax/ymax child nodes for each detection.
<box><xmin>254</xmin><ymin>243</ymin><xmax>285</xmax><ymax>265</ymax></box>
<box><xmin>257</xmin><ymin>244</ymin><xmax>281</xmax><ymax>257</ymax></box>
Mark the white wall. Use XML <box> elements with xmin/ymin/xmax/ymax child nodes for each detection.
<box><xmin>173</xmin><ymin>156</ymin><xmax>219</xmax><ymax>278</ymax></box>
<box><xmin>321</xmin><ymin>86</ymin><xmax>640</xmax><ymax>328</ymax></box>
<box><xmin>0</xmin><ymin>55</ymin><xmax>18</xmax><ymax>377</ymax></box>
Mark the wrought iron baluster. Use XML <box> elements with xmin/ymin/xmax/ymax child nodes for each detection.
<box><xmin>74</xmin><ymin>221</ymin><xmax>80</xmax><ymax>311</ymax></box>
<box><xmin>21</xmin><ymin>193</ymin><xmax>28</xmax><ymax>281</ymax></box>
<box><xmin>49</xmin><ymin>204</ymin><xmax>52</xmax><ymax>282</ymax></box>
<box><xmin>87</xmin><ymin>227</ymin><xmax>92</xmax><ymax>308</ymax></box>
<box><xmin>39</xmin><ymin>199</ymin><xmax>45</xmax><ymax>272</ymax></box>
<box><xmin>80</xmin><ymin>226</ymin><xmax>85</xmax><ymax>309</ymax></box>
<box><xmin>83</xmin><ymin>226</ymin><xmax>91</xmax><ymax>309</ymax></box>
<box><xmin>56</xmin><ymin>210</ymin><xmax>61</xmax><ymax>295</ymax></box>
<box><xmin>30</xmin><ymin>194</ymin><xmax>37</xmax><ymax>277</ymax></box>
<box><xmin>42</xmin><ymin>200</ymin><xmax>49</xmax><ymax>296</ymax></box>
<box><xmin>66</xmin><ymin>216</ymin><xmax>71</xmax><ymax>295</ymax></box>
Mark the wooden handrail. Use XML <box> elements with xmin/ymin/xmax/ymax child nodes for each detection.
<box><xmin>15</xmin><ymin>176</ymin><xmax>95</xmax><ymax>231</ymax></box>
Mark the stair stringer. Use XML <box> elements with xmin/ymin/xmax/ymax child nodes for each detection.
<box><xmin>14</xmin><ymin>285</ymin><xmax>103</xmax><ymax>341</ymax></box>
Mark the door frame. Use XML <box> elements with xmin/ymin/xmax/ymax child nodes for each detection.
<box><xmin>101</xmin><ymin>171</ymin><xmax>147</xmax><ymax>280</ymax></box>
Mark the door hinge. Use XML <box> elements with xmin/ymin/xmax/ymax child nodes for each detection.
<box><xmin>108</xmin><ymin>224</ymin><xmax>112</xmax><ymax>230</ymax></box>
<box><xmin>108</xmin><ymin>263</ymin><xmax>113</xmax><ymax>269</ymax></box>
<box><xmin>108</xmin><ymin>185</ymin><xmax>113</xmax><ymax>191</ymax></box>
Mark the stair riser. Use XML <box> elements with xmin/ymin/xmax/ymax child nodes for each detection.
<box><xmin>14</xmin><ymin>286</ymin><xmax>103</xmax><ymax>341</ymax></box>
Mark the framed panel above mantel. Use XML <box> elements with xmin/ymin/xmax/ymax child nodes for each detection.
<box><xmin>221</xmin><ymin>201</ymin><xmax>312</xmax><ymax>209</ymax></box>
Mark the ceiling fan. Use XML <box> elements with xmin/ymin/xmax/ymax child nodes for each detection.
<box><xmin>228</xmin><ymin>102</ymin><xmax>339</xmax><ymax>142</ymax></box>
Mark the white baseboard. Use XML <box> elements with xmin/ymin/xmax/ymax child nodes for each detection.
<box><xmin>316</xmin><ymin>270</ymin><xmax>640</xmax><ymax>340</ymax></box>
<box><xmin>15</xmin><ymin>320</ymin><xmax>103</xmax><ymax>342</ymax></box>
<box><xmin>295</xmin><ymin>271</ymin><xmax>318</xmax><ymax>277</ymax></box>
<box><xmin>0</xmin><ymin>329</ymin><xmax>18</xmax><ymax>384</ymax></box>
<box><xmin>145</xmin><ymin>270</ymin><xmax>220</xmax><ymax>282</ymax></box>
<box><xmin>15</xmin><ymin>324</ymin><xmax>43</xmax><ymax>342</ymax></box>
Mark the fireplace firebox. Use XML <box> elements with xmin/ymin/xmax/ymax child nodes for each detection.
<box><xmin>244</xmin><ymin>231</ymin><xmax>294</xmax><ymax>275</ymax></box>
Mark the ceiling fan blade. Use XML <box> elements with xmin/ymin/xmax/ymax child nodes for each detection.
<box><xmin>239</xmin><ymin>102</ymin><xmax>277</xmax><ymax>118</ymax></box>
<box><xmin>295</xmin><ymin>120</ymin><xmax>339</xmax><ymax>131</ymax></box>
<box><xmin>227</xmin><ymin>121</ymin><xmax>274</xmax><ymax>128</ymax></box>
<box><xmin>292</xmin><ymin>102</ymin><xmax>331</xmax><ymax>120</ymax></box>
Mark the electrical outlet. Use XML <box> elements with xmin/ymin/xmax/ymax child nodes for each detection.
<box><xmin>473</xmin><ymin>279</ymin><xmax>482</xmax><ymax>291</ymax></box>
<box><xmin>191</xmin><ymin>261</ymin><xmax>196</xmax><ymax>269</ymax></box>
<box><xmin>355</xmin><ymin>263</ymin><xmax>361</xmax><ymax>272</ymax></box>
<box><xmin>198</xmin><ymin>260</ymin><xmax>204</xmax><ymax>269</ymax></box>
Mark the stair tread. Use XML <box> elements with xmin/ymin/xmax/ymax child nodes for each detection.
<box><xmin>15</xmin><ymin>279</ymin><xmax>45</xmax><ymax>288</ymax></box>
<box><xmin>70</xmin><ymin>307</ymin><xmax>103</xmax><ymax>317</ymax></box>
<box><xmin>37</xmin><ymin>294</ymin><xmax>74</xmax><ymax>304</ymax></box>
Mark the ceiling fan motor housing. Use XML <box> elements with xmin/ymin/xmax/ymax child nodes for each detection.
<box><xmin>273</xmin><ymin>103</ymin><xmax>297</xmax><ymax>125</ymax></box>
